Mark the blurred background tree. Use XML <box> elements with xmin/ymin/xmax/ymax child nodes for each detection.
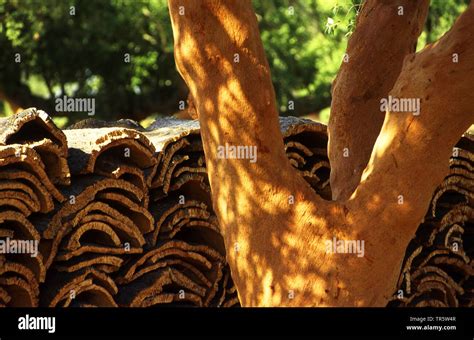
<box><xmin>0</xmin><ymin>0</ymin><xmax>469</xmax><ymax>127</ymax></box>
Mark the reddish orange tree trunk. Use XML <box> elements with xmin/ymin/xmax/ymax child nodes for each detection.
<box><xmin>328</xmin><ymin>0</ymin><xmax>430</xmax><ymax>201</ymax></box>
<box><xmin>168</xmin><ymin>0</ymin><xmax>474</xmax><ymax>306</ymax></box>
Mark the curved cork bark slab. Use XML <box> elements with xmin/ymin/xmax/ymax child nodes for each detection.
<box><xmin>149</xmin><ymin>197</ymin><xmax>224</xmax><ymax>255</ymax></box>
<box><xmin>150</xmin><ymin>199</ymin><xmax>211</xmax><ymax>240</ymax></box>
<box><xmin>78</xmin><ymin>212</ymin><xmax>146</xmax><ymax>247</ymax></box>
<box><xmin>0</xmin><ymin>108</ymin><xmax>70</xmax><ymax>185</ymax></box>
<box><xmin>40</xmin><ymin>268</ymin><xmax>118</xmax><ymax>307</ymax></box>
<box><xmin>0</xmin><ymin>276</ymin><xmax>38</xmax><ymax>307</ymax></box>
<box><xmin>281</xmin><ymin>118</ymin><xmax>331</xmax><ymax>198</ymax></box>
<box><xmin>0</xmin><ymin>197</ymin><xmax>33</xmax><ymax>216</ymax></box>
<box><xmin>64</xmin><ymin>127</ymin><xmax>156</xmax><ymax>175</ymax></box>
<box><xmin>119</xmin><ymin>241</ymin><xmax>220</xmax><ymax>280</ymax></box>
<box><xmin>456</xmin><ymin>132</ymin><xmax>474</xmax><ymax>153</ymax></box>
<box><xmin>0</xmin><ymin>145</ymin><xmax>64</xmax><ymax>203</ymax></box>
<box><xmin>96</xmin><ymin>161</ymin><xmax>148</xmax><ymax>194</ymax></box>
<box><xmin>148</xmin><ymin>138</ymin><xmax>193</xmax><ymax>189</ymax></box>
<box><xmin>222</xmin><ymin>268</ymin><xmax>240</xmax><ymax>307</ymax></box>
<box><xmin>67</xmin><ymin>117</ymin><xmax>145</xmax><ymax>131</ymax></box>
<box><xmin>145</xmin><ymin>118</ymin><xmax>203</xmax><ymax>191</ymax></box>
<box><xmin>0</xmin><ymin>259</ymin><xmax>40</xmax><ymax>307</ymax></box>
<box><xmin>115</xmin><ymin>238</ymin><xmax>228</xmax><ymax>306</ymax></box>
<box><xmin>55</xmin><ymin>253</ymin><xmax>124</xmax><ymax>274</ymax></box>
<box><xmin>42</xmin><ymin>177</ymin><xmax>147</xmax><ymax>269</ymax></box>
<box><xmin>95</xmin><ymin>191</ymin><xmax>154</xmax><ymax>234</ymax></box>
<box><xmin>0</xmin><ymin>284</ymin><xmax>11</xmax><ymax>305</ymax></box>
<box><xmin>44</xmin><ymin>200</ymin><xmax>145</xmax><ymax>267</ymax></box>
<box><xmin>431</xmin><ymin>176</ymin><xmax>473</xmax><ymax>218</ymax></box>
<box><xmin>117</xmin><ymin>267</ymin><xmax>207</xmax><ymax>307</ymax></box>
<box><xmin>0</xmin><ymin>169</ymin><xmax>56</xmax><ymax>213</ymax></box>
<box><xmin>0</xmin><ymin>210</ymin><xmax>46</xmax><ymax>282</ymax></box>
<box><xmin>44</xmin><ymin>176</ymin><xmax>144</xmax><ymax>238</ymax></box>
<box><xmin>117</xmin><ymin>257</ymin><xmax>212</xmax><ymax>288</ymax></box>
<box><xmin>0</xmin><ymin>181</ymin><xmax>41</xmax><ymax>214</ymax></box>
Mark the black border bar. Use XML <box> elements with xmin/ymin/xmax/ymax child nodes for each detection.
<box><xmin>0</xmin><ymin>307</ymin><xmax>472</xmax><ymax>338</ymax></box>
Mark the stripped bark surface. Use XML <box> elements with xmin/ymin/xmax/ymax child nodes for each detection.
<box><xmin>1</xmin><ymin>104</ymin><xmax>472</xmax><ymax>308</ymax></box>
<box><xmin>169</xmin><ymin>0</ymin><xmax>473</xmax><ymax>306</ymax></box>
<box><xmin>328</xmin><ymin>0</ymin><xmax>430</xmax><ymax>200</ymax></box>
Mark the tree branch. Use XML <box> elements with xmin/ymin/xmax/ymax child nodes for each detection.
<box><xmin>328</xmin><ymin>0</ymin><xmax>430</xmax><ymax>200</ymax></box>
<box><xmin>168</xmin><ymin>0</ymin><xmax>474</xmax><ymax>306</ymax></box>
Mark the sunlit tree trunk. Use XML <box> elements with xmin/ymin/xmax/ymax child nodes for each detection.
<box><xmin>328</xmin><ymin>0</ymin><xmax>430</xmax><ymax>201</ymax></box>
<box><xmin>168</xmin><ymin>0</ymin><xmax>474</xmax><ymax>306</ymax></box>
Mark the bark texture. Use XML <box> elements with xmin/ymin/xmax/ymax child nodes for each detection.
<box><xmin>0</xmin><ymin>107</ymin><xmax>472</xmax><ymax>307</ymax></box>
<box><xmin>328</xmin><ymin>0</ymin><xmax>430</xmax><ymax>200</ymax></box>
<box><xmin>1</xmin><ymin>109</ymin><xmax>249</xmax><ymax>307</ymax></box>
<box><xmin>389</xmin><ymin>134</ymin><xmax>474</xmax><ymax>307</ymax></box>
<box><xmin>169</xmin><ymin>0</ymin><xmax>474</xmax><ymax>306</ymax></box>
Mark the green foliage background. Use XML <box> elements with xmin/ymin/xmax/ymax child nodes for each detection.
<box><xmin>0</xmin><ymin>0</ymin><xmax>469</xmax><ymax>127</ymax></box>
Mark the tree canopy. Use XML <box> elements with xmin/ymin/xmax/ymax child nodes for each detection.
<box><xmin>0</xmin><ymin>0</ymin><xmax>469</xmax><ymax>126</ymax></box>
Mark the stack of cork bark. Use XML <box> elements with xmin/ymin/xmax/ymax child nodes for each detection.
<box><xmin>0</xmin><ymin>109</ymin><xmax>330</xmax><ymax>307</ymax></box>
<box><xmin>0</xmin><ymin>107</ymin><xmax>471</xmax><ymax>307</ymax></box>
<box><xmin>389</xmin><ymin>133</ymin><xmax>473</xmax><ymax>307</ymax></box>
<box><xmin>0</xmin><ymin>109</ymin><xmax>69</xmax><ymax>307</ymax></box>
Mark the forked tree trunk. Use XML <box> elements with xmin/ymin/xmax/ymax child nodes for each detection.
<box><xmin>328</xmin><ymin>0</ymin><xmax>430</xmax><ymax>201</ymax></box>
<box><xmin>168</xmin><ymin>0</ymin><xmax>474</xmax><ymax>306</ymax></box>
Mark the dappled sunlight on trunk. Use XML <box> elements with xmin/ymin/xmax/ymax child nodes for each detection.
<box><xmin>169</xmin><ymin>0</ymin><xmax>474</xmax><ymax>306</ymax></box>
